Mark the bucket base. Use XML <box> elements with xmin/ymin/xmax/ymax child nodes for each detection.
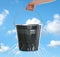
<box><xmin>19</xmin><ymin>48</ymin><xmax>38</xmax><ymax>51</ymax></box>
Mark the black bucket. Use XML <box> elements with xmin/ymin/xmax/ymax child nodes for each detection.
<box><xmin>16</xmin><ymin>24</ymin><xmax>41</xmax><ymax>51</ymax></box>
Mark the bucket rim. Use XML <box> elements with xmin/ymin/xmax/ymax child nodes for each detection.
<box><xmin>15</xmin><ymin>24</ymin><xmax>42</xmax><ymax>26</ymax></box>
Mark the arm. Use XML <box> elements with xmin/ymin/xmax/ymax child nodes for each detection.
<box><xmin>33</xmin><ymin>0</ymin><xmax>55</xmax><ymax>6</ymax></box>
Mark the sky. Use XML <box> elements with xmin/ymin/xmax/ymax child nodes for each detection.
<box><xmin>0</xmin><ymin>0</ymin><xmax>60</xmax><ymax>57</ymax></box>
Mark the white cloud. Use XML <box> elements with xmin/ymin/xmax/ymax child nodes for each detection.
<box><xmin>7</xmin><ymin>29</ymin><xmax>16</xmax><ymax>34</ymax></box>
<box><xmin>0</xmin><ymin>43</ymin><xmax>9</xmax><ymax>52</ymax></box>
<box><xmin>44</xmin><ymin>14</ymin><xmax>60</xmax><ymax>35</ymax></box>
<box><xmin>54</xmin><ymin>14</ymin><xmax>60</xmax><ymax>19</ymax></box>
<box><xmin>48</xmin><ymin>40</ymin><xmax>60</xmax><ymax>47</ymax></box>
<box><xmin>26</xmin><ymin>18</ymin><xmax>42</xmax><ymax>24</ymax></box>
<box><xmin>0</xmin><ymin>9</ymin><xmax>9</xmax><ymax>26</ymax></box>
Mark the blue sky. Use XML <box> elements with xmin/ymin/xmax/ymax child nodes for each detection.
<box><xmin>0</xmin><ymin>0</ymin><xmax>60</xmax><ymax>57</ymax></box>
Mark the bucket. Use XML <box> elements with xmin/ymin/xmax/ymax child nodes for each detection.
<box><xmin>16</xmin><ymin>24</ymin><xmax>41</xmax><ymax>51</ymax></box>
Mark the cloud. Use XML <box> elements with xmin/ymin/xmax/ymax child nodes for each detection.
<box><xmin>44</xmin><ymin>14</ymin><xmax>60</xmax><ymax>35</ymax></box>
<box><xmin>26</xmin><ymin>17</ymin><xmax>42</xmax><ymax>24</ymax></box>
<box><xmin>0</xmin><ymin>9</ymin><xmax>9</xmax><ymax>26</ymax></box>
<box><xmin>7</xmin><ymin>29</ymin><xmax>16</xmax><ymax>34</ymax></box>
<box><xmin>0</xmin><ymin>43</ymin><xmax>9</xmax><ymax>52</ymax></box>
<box><xmin>48</xmin><ymin>40</ymin><xmax>60</xmax><ymax>47</ymax></box>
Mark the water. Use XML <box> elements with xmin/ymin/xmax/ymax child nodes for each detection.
<box><xmin>6</xmin><ymin>44</ymin><xmax>48</xmax><ymax>57</ymax></box>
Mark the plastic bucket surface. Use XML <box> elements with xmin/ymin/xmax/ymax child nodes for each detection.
<box><xmin>16</xmin><ymin>24</ymin><xmax>41</xmax><ymax>51</ymax></box>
